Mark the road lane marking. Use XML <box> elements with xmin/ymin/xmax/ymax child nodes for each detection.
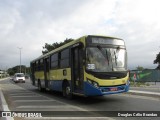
<box><xmin>0</xmin><ymin>88</ymin><xmax>14</xmax><ymax>120</ymax></box>
<box><xmin>129</xmin><ymin>90</ymin><xmax>160</xmax><ymax>95</ymax></box>
<box><xmin>14</xmin><ymin>100</ymin><xmax>55</xmax><ymax>102</ymax></box>
<box><xmin>10</xmin><ymin>93</ymin><xmax>36</xmax><ymax>95</ymax></box>
<box><xmin>1</xmin><ymin>79</ymin><xmax>115</xmax><ymax>120</ymax></box>
<box><xmin>16</xmin><ymin>105</ymin><xmax>84</xmax><ymax>109</ymax></box>
<box><xmin>11</xmin><ymin>96</ymin><xmax>42</xmax><ymax>98</ymax></box>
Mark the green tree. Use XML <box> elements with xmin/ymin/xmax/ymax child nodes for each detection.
<box><xmin>42</xmin><ymin>38</ymin><xmax>74</xmax><ymax>54</ymax></box>
<box><xmin>7</xmin><ymin>68</ymin><xmax>14</xmax><ymax>75</ymax></box>
<box><xmin>136</xmin><ymin>66</ymin><xmax>144</xmax><ymax>71</ymax></box>
<box><xmin>7</xmin><ymin>65</ymin><xmax>30</xmax><ymax>76</ymax></box>
<box><xmin>154</xmin><ymin>52</ymin><xmax>160</xmax><ymax>69</ymax></box>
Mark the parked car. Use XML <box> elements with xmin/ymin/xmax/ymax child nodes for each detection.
<box><xmin>13</xmin><ymin>73</ymin><xmax>25</xmax><ymax>83</ymax></box>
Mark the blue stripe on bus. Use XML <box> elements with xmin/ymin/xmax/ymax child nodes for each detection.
<box><xmin>49</xmin><ymin>80</ymin><xmax>63</xmax><ymax>91</ymax></box>
<box><xmin>84</xmin><ymin>82</ymin><xmax>129</xmax><ymax>96</ymax></box>
<box><xmin>37</xmin><ymin>79</ymin><xmax>129</xmax><ymax>96</ymax></box>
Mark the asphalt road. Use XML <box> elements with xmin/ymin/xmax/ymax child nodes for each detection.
<box><xmin>0</xmin><ymin>78</ymin><xmax>160</xmax><ymax>120</ymax></box>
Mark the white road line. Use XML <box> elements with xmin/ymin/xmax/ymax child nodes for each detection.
<box><xmin>1</xmin><ymin>78</ymin><xmax>115</xmax><ymax>120</ymax></box>
<box><xmin>16</xmin><ymin>105</ymin><xmax>80</xmax><ymax>109</ymax></box>
<box><xmin>23</xmin><ymin>90</ymin><xmax>89</xmax><ymax>111</ymax></box>
<box><xmin>11</xmin><ymin>96</ymin><xmax>41</xmax><ymax>98</ymax></box>
<box><xmin>14</xmin><ymin>100</ymin><xmax>55</xmax><ymax>102</ymax></box>
<box><xmin>129</xmin><ymin>90</ymin><xmax>160</xmax><ymax>95</ymax></box>
<box><xmin>10</xmin><ymin>93</ymin><xmax>35</xmax><ymax>95</ymax></box>
<box><xmin>0</xmin><ymin>88</ymin><xmax>14</xmax><ymax>120</ymax></box>
<box><xmin>10</xmin><ymin>87</ymin><xmax>90</xmax><ymax>111</ymax></box>
<box><xmin>0</xmin><ymin>89</ymin><xmax>10</xmax><ymax>111</ymax></box>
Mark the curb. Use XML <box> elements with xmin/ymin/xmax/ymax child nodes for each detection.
<box><xmin>127</xmin><ymin>90</ymin><xmax>160</xmax><ymax>98</ymax></box>
<box><xmin>0</xmin><ymin>88</ymin><xmax>14</xmax><ymax>120</ymax></box>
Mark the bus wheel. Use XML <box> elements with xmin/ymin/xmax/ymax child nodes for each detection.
<box><xmin>38</xmin><ymin>81</ymin><xmax>43</xmax><ymax>92</ymax></box>
<box><xmin>63</xmin><ymin>83</ymin><xmax>72</xmax><ymax>99</ymax></box>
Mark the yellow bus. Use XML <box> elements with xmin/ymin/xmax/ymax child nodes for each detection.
<box><xmin>30</xmin><ymin>35</ymin><xmax>130</xmax><ymax>98</ymax></box>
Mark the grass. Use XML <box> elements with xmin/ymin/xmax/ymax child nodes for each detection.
<box><xmin>130</xmin><ymin>81</ymin><xmax>150</xmax><ymax>87</ymax></box>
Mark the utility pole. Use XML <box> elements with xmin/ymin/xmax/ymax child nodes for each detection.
<box><xmin>17</xmin><ymin>47</ymin><xmax>22</xmax><ymax>73</ymax></box>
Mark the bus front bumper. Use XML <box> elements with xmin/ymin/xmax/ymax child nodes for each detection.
<box><xmin>84</xmin><ymin>82</ymin><xmax>130</xmax><ymax>96</ymax></box>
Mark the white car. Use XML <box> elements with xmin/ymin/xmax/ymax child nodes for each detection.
<box><xmin>13</xmin><ymin>73</ymin><xmax>25</xmax><ymax>83</ymax></box>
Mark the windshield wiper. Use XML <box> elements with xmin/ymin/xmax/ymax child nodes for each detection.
<box><xmin>97</xmin><ymin>45</ymin><xmax>109</xmax><ymax>65</ymax></box>
<box><xmin>108</xmin><ymin>49</ymin><xmax>113</xmax><ymax>71</ymax></box>
<box><xmin>114</xmin><ymin>51</ymin><xmax>117</xmax><ymax>66</ymax></box>
<box><xmin>114</xmin><ymin>46</ymin><xmax>120</xmax><ymax>66</ymax></box>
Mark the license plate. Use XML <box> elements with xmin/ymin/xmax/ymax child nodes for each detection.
<box><xmin>110</xmin><ymin>88</ymin><xmax>118</xmax><ymax>91</ymax></box>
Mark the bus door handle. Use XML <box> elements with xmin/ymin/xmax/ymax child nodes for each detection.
<box><xmin>63</xmin><ymin>69</ymin><xmax>67</xmax><ymax>76</ymax></box>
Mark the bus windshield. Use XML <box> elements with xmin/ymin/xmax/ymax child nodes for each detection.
<box><xmin>86</xmin><ymin>47</ymin><xmax>127</xmax><ymax>72</ymax></box>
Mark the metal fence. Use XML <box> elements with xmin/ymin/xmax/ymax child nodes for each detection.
<box><xmin>130</xmin><ymin>69</ymin><xmax>160</xmax><ymax>82</ymax></box>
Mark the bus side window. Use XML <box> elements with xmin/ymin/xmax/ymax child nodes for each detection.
<box><xmin>60</xmin><ymin>48</ymin><xmax>70</xmax><ymax>68</ymax></box>
<box><xmin>51</xmin><ymin>53</ymin><xmax>58</xmax><ymax>69</ymax></box>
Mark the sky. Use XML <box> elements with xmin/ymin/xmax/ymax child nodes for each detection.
<box><xmin>0</xmin><ymin>0</ymin><xmax>160</xmax><ymax>70</ymax></box>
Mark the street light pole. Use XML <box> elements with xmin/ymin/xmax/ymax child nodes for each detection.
<box><xmin>18</xmin><ymin>47</ymin><xmax>22</xmax><ymax>73</ymax></box>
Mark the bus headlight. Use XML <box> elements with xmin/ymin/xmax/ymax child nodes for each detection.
<box><xmin>87</xmin><ymin>79</ymin><xmax>99</xmax><ymax>88</ymax></box>
<box><xmin>87</xmin><ymin>79</ymin><xmax>92</xmax><ymax>84</ymax></box>
<box><xmin>93</xmin><ymin>81</ymin><xmax>99</xmax><ymax>88</ymax></box>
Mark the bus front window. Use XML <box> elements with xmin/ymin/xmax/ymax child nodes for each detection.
<box><xmin>86</xmin><ymin>47</ymin><xmax>127</xmax><ymax>72</ymax></box>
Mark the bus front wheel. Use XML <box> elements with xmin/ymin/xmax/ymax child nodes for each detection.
<box><xmin>63</xmin><ymin>83</ymin><xmax>72</xmax><ymax>99</ymax></box>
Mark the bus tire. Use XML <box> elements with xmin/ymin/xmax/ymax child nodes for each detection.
<box><xmin>38</xmin><ymin>80</ymin><xmax>43</xmax><ymax>92</ymax></box>
<box><xmin>63</xmin><ymin>82</ymin><xmax>72</xmax><ymax>99</ymax></box>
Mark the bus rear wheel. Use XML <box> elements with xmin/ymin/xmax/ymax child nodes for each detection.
<box><xmin>38</xmin><ymin>80</ymin><xmax>43</xmax><ymax>92</ymax></box>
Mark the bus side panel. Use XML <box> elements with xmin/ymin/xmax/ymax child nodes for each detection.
<box><xmin>49</xmin><ymin>80</ymin><xmax>63</xmax><ymax>91</ymax></box>
<box><xmin>34</xmin><ymin>71</ymin><xmax>45</xmax><ymax>87</ymax></box>
<box><xmin>49</xmin><ymin>68</ymin><xmax>71</xmax><ymax>92</ymax></box>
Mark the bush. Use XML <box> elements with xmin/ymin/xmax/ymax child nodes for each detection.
<box><xmin>146</xmin><ymin>83</ymin><xmax>150</xmax><ymax>86</ymax></box>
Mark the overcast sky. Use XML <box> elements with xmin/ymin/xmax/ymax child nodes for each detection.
<box><xmin>0</xmin><ymin>0</ymin><xmax>160</xmax><ymax>70</ymax></box>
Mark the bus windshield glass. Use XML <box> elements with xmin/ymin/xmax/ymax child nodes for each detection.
<box><xmin>86</xmin><ymin>47</ymin><xmax>127</xmax><ymax>72</ymax></box>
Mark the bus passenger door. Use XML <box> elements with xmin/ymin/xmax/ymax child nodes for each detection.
<box><xmin>71</xmin><ymin>45</ymin><xmax>84</xmax><ymax>94</ymax></box>
<box><xmin>44</xmin><ymin>58</ymin><xmax>49</xmax><ymax>89</ymax></box>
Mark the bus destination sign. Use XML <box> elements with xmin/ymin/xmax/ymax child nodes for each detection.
<box><xmin>90</xmin><ymin>37</ymin><xmax>125</xmax><ymax>46</ymax></box>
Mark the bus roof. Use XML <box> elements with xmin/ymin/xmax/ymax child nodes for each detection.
<box><xmin>30</xmin><ymin>35</ymin><xmax>122</xmax><ymax>63</ymax></box>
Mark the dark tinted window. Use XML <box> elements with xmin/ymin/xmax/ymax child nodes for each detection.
<box><xmin>61</xmin><ymin>49</ymin><xmax>69</xmax><ymax>59</ymax></box>
<box><xmin>60</xmin><ymin>59</ymin><xmax>69</xmax><ymax>68</ymax></box>
<box><xmin>35</xmin><ymin>61</ymin><xmax>39</xmax><ymax>71</ymax></box>
<box><xmin>51</xmin><ymin>61</ymin><xmax>58</xmax><ymax>68</ymax></box>
<box><xmin>60</xmin><ymin>49</ymin><xmax>70</xmax><ymax>68</ymax></box>
<box><xmin>39</xmin><ymin>59</ymin><xmax>44</xmax><ymax>71</ymax></box>
<box><xmin>40</xmin><ymin>59</ymin><xmax>43</xmax><ymax>64</ymax></box>
<box><xmin>51</xmin><ymin>53</ymin><xmax>58</xmax><ymax>68</ymax></box>
<box><xmin>51</xmin><ymin>53</ymin><xmax>58</xmax><ymax>62</ymax></box>
<box><xmin>16</xmin><ymin>74</ymin><xmax>24</xmax><ymax>77</ymax></box>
